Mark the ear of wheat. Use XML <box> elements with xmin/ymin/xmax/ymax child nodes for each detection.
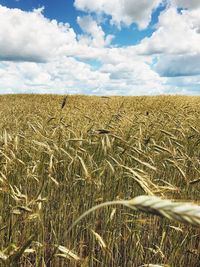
<box><xmin>61</xmin><ymin>96</ymin><xmax>68</xmax><ymax>109</ymax></box>
<box><xmin>126</xmin><ymin>196</ymin><xmax>200</xmax><ymax>226</ymax></box>
<box><xmin>65</xmin><ymin>195</ymin><xmax>200</xmax><ymax>238</ymax></box>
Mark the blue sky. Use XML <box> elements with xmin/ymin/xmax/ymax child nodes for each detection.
<box><xmin>0</xmin><ymin>0</ymin><xmax>200</xmax><ymax>95</ymax></box>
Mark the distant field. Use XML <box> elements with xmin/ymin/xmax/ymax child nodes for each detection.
<box><xmin>0</xmin><ymin>94</ymin><xmax>200</xmax><ymax>267</ymax></box>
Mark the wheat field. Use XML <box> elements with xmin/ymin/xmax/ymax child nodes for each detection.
<box><xmin>0</xmin><ymin>94</ymin><xmax>200</xmax><ymax>267</ymax></box>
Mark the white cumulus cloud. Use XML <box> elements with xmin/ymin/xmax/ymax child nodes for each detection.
<box><xmin>0</xmin><ymin>2</ymin><xmax>200</xmax><ymax>96</ymax></box>
<box><xmin>77</xmin><ymin>15</ymin><xmax>113</xmax><ymax>47</ymax></box>
<box><xmin>0</xmin><ymin>5</ymin><xmax>76</xmax><ymax>62</ymax></box>
<box><xmin>139</xmin><ymin>8</ymin><xmax>200</xmax><ymax>55</ymax></box>
<box><xmin>137</xmin><ymin>7</ymin><xmax>200</xmax><ymax>81</ymax></box>
<box><xmin>74</xmin><ymin>0</ymin><xmax>162</xmax><ymax>29</ymax></box>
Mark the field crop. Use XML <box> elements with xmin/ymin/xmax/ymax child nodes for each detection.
<box><xmin>0</xmin><ymin>94</ymin><xmax>200</xmax><ymax>266</ymax></box>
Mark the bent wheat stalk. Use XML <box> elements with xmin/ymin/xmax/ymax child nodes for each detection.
<box><xmin>65</xmin><ymin>195</ymin><xmax>200</xmax><ymax>238</ymax></box>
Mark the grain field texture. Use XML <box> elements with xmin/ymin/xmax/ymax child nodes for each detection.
<box><xmin>0</xmin><ymin>94</ymin><xmax>200</xmax><ymax>267</ymax></box>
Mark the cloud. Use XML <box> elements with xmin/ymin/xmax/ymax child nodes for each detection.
<box><xmin>171</xmin><ymin>0</ymin><xmax>200</xmax><ymax>9</ymax></box>
<box><xmin>100</xmin><ymin>57</ymin><xmax>166</xmax><ymax>94</ymax></box>
<box><xmin>182</xmin><ymin>8</ymin><xmax>200</xmax><ymax>33</ymax></box>
<box><xmin>139</xmin><ymin>8</ymin><xmax>200</xmax><ymax>55</ymax></box>
<box><xmin>137</xmin><ymin>7</ymin><xmax>200</xmax><ymax>80</ymax></box>
<box><xmin>0</xmin><ymin>5</ymin><xmax>76</xmax><ymax>62</ymax></box>
<box><xmin>0</xmin><ymin>51</ymin><xmax>166</xmax><ymax>95</ymax></box>
<box><xmin>0</xmin><ymin>4</ymin><xmax>167</xmax><ymax>95</ymax></box>
<box><xmin>74</xmin><ymin>0</ymin><xmax>162</xmax><ymax>29</ymax></box>
<box><xmin>0</xmin><ymin>58</ymin><xmax>110</xmax><ymax>94</ymax></box>
<box><xmin>155</xmin><ymin>54</ymin><xmax>200</xmax><ymax>77</ymax></box>
<box><xmin>77</xmin><ymin>15</ymin><xmax>113</xmax><ymax>47</ymax></box>
<box><xmin>162</xmin><ymin>75</ymin><xmax>200</xmax><ymax>95</ymax></box>
<box><xmin>0</xmin><ymin>3</ymin><xmax>200</xmax><ymax>96</ymax></box>
<box><xmin>131</xmin><ymin>5</ymin><xmax>200</xmax><ymax>98</ymax></box>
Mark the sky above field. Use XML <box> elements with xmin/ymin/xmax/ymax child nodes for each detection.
<box><xmin>0</xmin><ymin>0</ymin><xmax>200</xmax><ymax>95</ymax></box>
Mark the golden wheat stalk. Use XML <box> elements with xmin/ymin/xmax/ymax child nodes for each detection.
<box><xmin>65</xmin><ymin>195</ymin><xmax>200</xmax><ymax>237</ymax></box>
